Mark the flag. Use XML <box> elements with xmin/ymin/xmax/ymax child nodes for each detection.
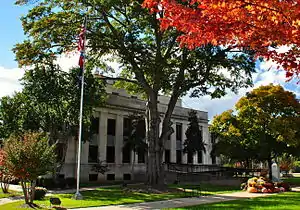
<box><xmin>78</xmin><ymin>25</ymin><xmax>86</xmax><ymax>77</ymax></box>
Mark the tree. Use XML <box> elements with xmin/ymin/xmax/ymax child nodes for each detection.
<box><xmin>210</xmin><ymin>84</ymin><xmax>300</xmax><ymax>178</ymax></box>
<box><xmin>143</xmin><ymin>0</ymin><xmax>300</xmax><ymax>79</ymax></box>
<box><xmin>183</xmin><ymin>110</ymin><xmax>206</xmax><ymax>163</ymax></box>
<box><xmin>0</xmin><ymin>65</ymin><xmax>105</xmax><ymax>145</ymax></box>
<box><xmin>2</xmin><ymin>132</ymin><xmax>56</xmax><ymax>204</ymax></box>
<box><xmin>124</xmin><ymin>114</ymin><xmax>148</xmax><ymax>172</ymax></box>
<box><xmin>14</xmin><ymin>0</ymin><xmax>255</xmax><ymax>187</ymax></box>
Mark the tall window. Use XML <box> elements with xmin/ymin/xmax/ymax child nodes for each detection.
<box><xmin>106</xmin><ymin>119</ymin><xmax>116</xmax><ymax>163</ymax></box>
<box><xmin>122</xmin><ymin>146</ymin><xmax>131</xmax><ymax>163</ymax></box>
<box><xmin>123</xmin><ymin>118</ymin><xmax>131</xmax><ymax>137</ymax></box>
<box><xmin>106</xmin><ymin>146</ymin><xmax>115</xmax><ymax>163</ymax></box>
<box><xmin>137</xmin><ymin>148</ymin><xmax>145</xmax><ymax>163</ymax></box>
<box><xmin>107</xmin><ymin>119</ymin><xmax>116</xmax><ymax>136</ymax></box>
<box><xmin>165</xmin><ymin>150</ymin><xmax>170</xmax><ymax>163</ymax></box>
<box><xmin>187</xmin><ymin>152</ymin><xmax>193</xmax><ymax>164</ymax></box>
<box><xmin>197</xmin><ymin>151</ymin><xmax>202</xmax><ymax>164</ymax></box>
<box><xmin>91</xmin><ymin>117</ymin><xmax>99</xmax><ymax>134</ymax></box>
<box><xmin>176</xmin><ymin>123</ymin><xmax>182</xmax><ymax>141</ymax></box>
<box><xmin>176</xmin><ymin>150</ymin><xmax>182</xmax><ymax>164</ymax></box>
<box><xmin>88</xmin><ymin>145</ymin><xmax>98</xmax><ymax>163</ymax></box>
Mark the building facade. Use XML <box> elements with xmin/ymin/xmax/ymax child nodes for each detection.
<box><xmin>60</xmin><ymin>84</ymin><xmax>218</xmax><ymax>182</ymax></box>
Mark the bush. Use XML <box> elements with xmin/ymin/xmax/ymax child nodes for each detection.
<box><xmin>66</xmin><ymin>178</ymin><xmax>76</xmax><ymax>188</ymax></box>
<box><xmin>34</xmin><ymin>187</ymin><xmax>47</xmax><ymax>200</ymax></box>
<box><xmin>42</xmin><ymin>178</ymin><xmax>56</xmax><ymax>189</ymax></box>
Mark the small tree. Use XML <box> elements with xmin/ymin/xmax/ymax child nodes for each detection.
<box><xmin>0</xmin><ymin>149</ymin><xmax>11</xmax><ymax>193</ymax></box>
<box><xmin>2</xmin><ymin>132</ymin><xmax>56</xmax><ymax>204</ymax></box>
<box><xmin>184</xmin><ymin>110</ymin><xmax>206</xmax><ymax>163</ymax></box>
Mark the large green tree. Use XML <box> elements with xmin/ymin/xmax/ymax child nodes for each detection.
<box><xmin>0</xmin><ymin>65</ymin><xmax>106</xmax><ymax>165</ymax></box>
<box><xmin>210</xmin><ymin>84</ymin><xmax>300</xmax><ymax>178</ymax></box>
<box><xmin>14</xmin><ymin>0</ymin><xmax>255</xmax><ymax>187</ymax></box>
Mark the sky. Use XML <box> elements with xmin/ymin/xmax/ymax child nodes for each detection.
<box><xmin>0</xmin><ymin>2</ymin><xmax>299</xmax><ymax>121</ymax></box>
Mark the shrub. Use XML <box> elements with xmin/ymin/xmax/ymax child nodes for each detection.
<box><xmin>66</xmin><ymin>178</ymin><xmax>76</xmax><ymax>188</ymax></box>
<box><xmin>42</xmin><ymin>178</ymin><xmax>56</xmax><ymax>189</ymax></box>
<box><xmin>34</xmin><ymin>187</ymin><xmax>47</xmax><ymax>200</ymax></box>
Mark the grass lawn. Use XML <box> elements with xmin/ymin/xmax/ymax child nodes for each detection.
<box><xmin>170</xmin><ymin>183</ymin><xmax>240</xmax><ymax>195</ymax></box>
<box><xmin>0</xmin><ymin>187</ymin><xmax>185</xmax><ymax>209</ymax></box>
<box><xmin>170</xmin><ymin>192</ymin><xmax>300</xmax><ymax>210</ymax></box>
<box><xmin>0</xmin><ymin>184</ymin><xmax>239</xmax><ymax>209</ymax></box>
<box><xmin>0</xmin><ymin>189</ymin><xmax>22</xmax><ymax>198</ymax></box>
<box><xmin>282</xmin><ymin>177</ymin><xmax>300</xmax><ymax>186</ymax></box>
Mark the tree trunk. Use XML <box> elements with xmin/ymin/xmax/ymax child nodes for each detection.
<box><xmin>146</xmin><ymin>94</ymin><xmax>164</xmax><ymax>188</ymax></box>
<box><xmin>20</xmin><ymin>180</ymin><xmax>29</xmax><ymax>204</ymax></box>
<box><xmin>29</xmin><ymin>180</ymin><xmax>36</xmax><ymax>203</ymax></box>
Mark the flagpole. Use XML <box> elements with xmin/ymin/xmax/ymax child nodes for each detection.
<box><xmin>74</xmin><ymin>15</ymin><xmax>87</xmax><ymax>200</ymax></box>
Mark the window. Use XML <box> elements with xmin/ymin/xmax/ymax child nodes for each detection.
<box><xmin>123</xmin><ymin>173</ymin><xmax>131</xmax><ymax>181</ymax></box>
<box><xmin>88</xmin><ymin>145</ymin><xmax>98</xmax><ymax>163</ymax></box>
<box><xmin>176</xmin><ymin>150</ymin><xmax>182</xmax><ymax>164</ymax></box>
<box><xmin>198</xmin><ymin>151</ymin><xmax>202</xmax><ymax>164</ymax></box>
<box><xmin>107</xmin><ymin>119</ymin><xmax>116</xmax><ymax>136</ymax></box>
<box><xmin>165</xmin><ymin>150</ymin><xmax>170</xmax><ymax>163</ymax></box>
<box><xmin>91</xmin><ymin>117</ymin><xmax>99</xmax><ymax>134</ymax></box>
<box><xmin>55</xmin><ymin>143</ymin><xmax>65</xmax><ymax>162</ymax></box>
<box><xmin>106</xmin><ymin>174</ymin><xmax>115</xmax><ymax>181</ymax></box>
<box><xmin>176</xmin><ymin>123</ymin><xmax>182</xmax><ymax>141</ymax></box>
<box><xmin>122</xmin><ymin>146</ymin><xmax>131</xmax><ymax>163</ymax></box>
<box><xmin>187</xmin><ymin>152</ymin><xmax>193</xmax><ymax>164</ymax></box>
<box><xmin>106</xmin><ymin>146</ymin><xmax>115</xmax><ymax>163</ymax></box>
<box><xmin>212</xmin><ymin>155</ymin><xmax>216</xmax><ymax>164</ymax></box>
<box><xmin>123</xmin><ymin>118</ymin><xmax>131</xmax><ymax>137</ymax></box>
<box><xmin>89</xmin><ymin>174</ymin><xmax>98</xmax><ymax>181</ymax></box>
<box><xmin>137</xmin><ymin>149</ymin><xmax>145</xmax><ymax>163</ymax></box>
<box><xmin>167</xmin><ymin>134</ymin><xmax>171</xmax><ymax>140</ymax></box>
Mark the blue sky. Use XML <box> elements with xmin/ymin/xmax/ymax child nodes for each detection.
<box><xmin>0</xmin><ymin>1</ymin><xmax>30</xmax><ymax>68</ymax></box>
<box><xmin>0</xmin><ymin>2</ymin><xmax>299</xmax><ymax>121</ymax></box>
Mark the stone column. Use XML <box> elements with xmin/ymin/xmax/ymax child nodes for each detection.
<box><xmin>182</xmin><ymin>123</ymin><xmax>188</xmax><ymax>164</ymax></box>
<box><xmin>202</xmin><ymin>124</ymin><xmax>210</xmax><ymax>164</ymax></box>
<box><xmin>115</xmin><ymin>115</ymin><xmax>124</xmax><ymax>165</ymax></box>
<box><xmin>170</xmin><ymin>123</ymin><xmax>176</xmax><ymax>163</ymax></box>
<box><xmin>99</xmin><ymin>111</ymin><xmax>108</xmax><ymax>162</ymax></box>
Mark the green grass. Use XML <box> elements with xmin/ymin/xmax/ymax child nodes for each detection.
<box><xmin>0</xmin><ymin>187</ymin><xmax>185</xmax><ymax>209</ymax></box>
<box><xmin>0</xmin><ymin>184</ymin><xmax>240</xmax><ymax>209</ymax></box>
<box><xmin>170</xmin><ymin>192</ymin><xmax>300</xmax><ymax>210</ymax></box>
<box><xmin>282</xmin><ymin>177</ymin><xmax>300</xmax><ymax>186</ymax></box>
<box><xmin>0</xmin><ymin>189</ymin><xmax>22</xmax><ymax>198</ymax></box>
<box><xmin>170</xmin><ymin>183</ymin><xmax>240</xmax><ymax>195</ymax></box>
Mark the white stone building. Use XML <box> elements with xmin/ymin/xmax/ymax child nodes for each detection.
<box><xmin>60</xmin><ymin>84</ymin><xmax>218</xmax><ymax>182</ymax></box>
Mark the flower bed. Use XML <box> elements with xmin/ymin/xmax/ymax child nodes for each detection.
<box><xmin>241</xmin><ymin>177</ymin><xmax>291</xmax><ymax>193</ymax></box>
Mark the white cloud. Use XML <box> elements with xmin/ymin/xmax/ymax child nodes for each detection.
<box><xmin>55</xmin><ymin>53</ymin><xmax>79</xmax><ymax>72</ymax></box>
<box><xmin>183</xmin><ymin>62</ymin><xmax>299</xmax><ymax>122</ymax></box>
<box><xmin>0</xmin><ymin>66</ymin><xmax>25</xmax><ymax>98</ymax></box>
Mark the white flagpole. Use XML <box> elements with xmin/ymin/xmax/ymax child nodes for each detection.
<box><xmin>74</xmin><ymin>15</ymin><xmax>87</xmax><ymax>200</ymax></box>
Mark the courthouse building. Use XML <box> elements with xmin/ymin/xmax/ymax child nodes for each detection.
<box><xmin>60</xmin><ymin>83</ymin><xmax>218</xmax><ymax>182</ymax></box>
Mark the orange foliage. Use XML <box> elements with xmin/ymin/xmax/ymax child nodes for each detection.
<box><xmin>143</xmin><ymin>0</ymin><xmax>300</xmax><ymax>78</ymax></box>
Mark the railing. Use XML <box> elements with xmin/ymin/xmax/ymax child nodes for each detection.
<box><xmin>164</xmin><ymin>162</ymin><xmax>263</xmax><ymax>177</ymax></box>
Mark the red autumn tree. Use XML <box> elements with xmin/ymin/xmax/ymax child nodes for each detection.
<box><xmin>143</xmin><ymin>0</ymin><xmax>300</xmax><ymax>79</ymax></box>
<box><xmin>3</xmin><ymin>132</ymin><xmax>56</xmax><ymax>204</ymax></box>
<box><xmin>0</xmin><ymin>149</ymin><xmax>10</xmax><ymax>193</ymax></box>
